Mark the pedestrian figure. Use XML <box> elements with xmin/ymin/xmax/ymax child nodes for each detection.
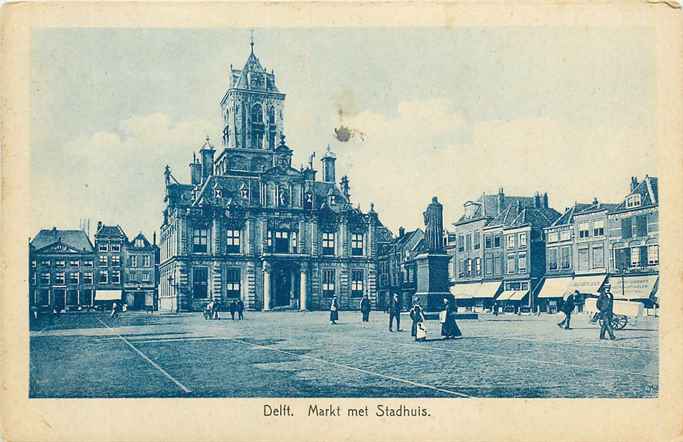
<box><xmin>204</xmin><ymin>301</ymin><xmax>213</xmax><ymax>320</ymax></box>
<box><xmin>597</xmin><ymin>284</ymin><xmax>616</xmax><ymax>340</ymax></box>
<box><xmin>360</xmin><ymin>294</ymin><xmax>371</xmax><ymax>325</ymax></box>
<box><xmin>110</xmin><ymin>302</ymin><xmax>119</xmax><ymax>320</ymax></box>
<box><xmin>329</xmin><ymin>296</ymin><xmax>339</xmax><ymax>324</ymax></box>
<box><xmin>388</xmin><ymin>294</ymin><xmax>402</xmax><ymax>332</ymax></box>
<box><xmin>557</xmin><ymin>290</ymin><xmax>577</xmax><ymax>329</ymax></box>
<box><xmin>229</xmin><ymin>300</ymin><xmax>237</xmax><ymax>320</ymax></box>
<box><xmin>440</xmin><ymin>297</ymin><xmax>462</xmax><ymax>340</ymax></box>
<box><xmin>237</xmin><ymin>299</ymin><xmax>244</xmax><ymax>320</ymax></box>
<box><xmin>409</xmin><ymin>301</ymin><xmax>426</xmax><ymax>342</ymax></box>
<box><xmin>213</xmin><ymin>300</ymin><xmax>220</xmax><ymax>320</ymax></box>
<box><xmin>492</xmin><ymin>301</ymin><xmax>499</xmax><ymax>316</ymax></box>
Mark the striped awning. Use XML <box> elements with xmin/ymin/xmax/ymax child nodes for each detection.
<box><xmin>497</xmin><ymin>290</ymin><xmax>516</xmax><ymax>301</ymax></box>
<box><xmin>474</xmin><ymin>281</ymin><xmax>502</xmax><ymax>299</ymax></box>
<box><xmin>571</xmin><ymin>274</ymin><xmax>607</xmax><ymax>296</ymax></box>
<box><xmin>450</xmin><ymin>283</ymin><xmax>481</xmax><ymax>299</ymax></box>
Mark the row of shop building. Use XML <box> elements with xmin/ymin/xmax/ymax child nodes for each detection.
<box><xmin>28</xmin><ymin>223</ymin><xmax>159</xmax><ymax>311</ymax></box>
<box><xmin>445</xmin><ymin>175</ymin><xmax>659</xmax><ymax>313</ymax></box>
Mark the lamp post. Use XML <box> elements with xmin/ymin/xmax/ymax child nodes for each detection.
<box><xmin>167</xmin><ymin>275</ymin><xmax>184</xmax><ymax>313</ymax></box>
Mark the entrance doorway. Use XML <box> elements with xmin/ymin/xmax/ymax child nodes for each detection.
<box><xmin>271</xmin><ymin>264</ymin><xmax>299</xmax><ymax>308</ymax></box>
<box><xmin>133</xmin><ymin>291</ymin><xmax>145</xmax><ymax>310</ymax></box>
<box><xmin>53</xmin><ymin>288</ymin><xmax>66</xmax><ymax>311</ymax></box>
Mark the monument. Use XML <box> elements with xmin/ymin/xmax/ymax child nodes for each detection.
<box><xmin>414</xmin><ymin>196</ymin><xmax>452</xmax><ymax>312</ymax></box>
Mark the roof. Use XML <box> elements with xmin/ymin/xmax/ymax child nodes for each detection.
<box><xmin>612</xmin><ymin>175</ymin><xmax>658</xmax><ymax>212</ymax></box>
<box><xmin>30</xmin><ymin>229</ymin><xmax>94</xmax><ymax>252</ymax></box>
<box><xmin>549</xmin><ymin>203</ymin><xmax>592</xmax><ymax>227</ymax></box>
<box><xmin>230</xmin><ymin>47</ymin><xmax>281</xmax><ymax>94</ymax></box>
<box><xmin>508</xmin><ymin>207</ymin><xmax>561</xmax><ymax>229</ymax></box>
<box><xmin>454</xmin><ymin>193</ymin><xmax>536</xmax><ymax>225</ymax></box>
<box><xmin>128</xmin><ymin>232</ymin><xmax>155</xmax><ymax>250</ymax></box>
<box><xmin>380</xmin><ymin>229</ymin><xmax>425</xmax><ymax>257</ymax></box>
<box><xmin>95</xmin><ymin>224</ymin><xmax>127</xmax><ymax>239</ymax></box>
<box><xmin>574</xmin><ymin>201</ymin><xmax>620</xmax><ymax>216</ymax></box>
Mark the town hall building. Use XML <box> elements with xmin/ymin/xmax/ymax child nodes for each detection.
<box><xmin>158</xmin><ymin>42</ymin><xmax>391</xmax><ymax>312</ymax></box>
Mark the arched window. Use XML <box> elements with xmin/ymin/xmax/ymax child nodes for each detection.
<box><xmin>268</xmin><ymin>107</ymin><xmax>276</xmax><ymax>124</ymax></box>
<box><xmin>251</xmin><ymin>104</ymin><xmax>263</xmax><ymax>123</ymax></box>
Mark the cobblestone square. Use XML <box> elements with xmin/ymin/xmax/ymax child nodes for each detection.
<box><xmin>30</xmin><ymin>310</ymin><xmax>658</xmax><ymax>398</ymax></box>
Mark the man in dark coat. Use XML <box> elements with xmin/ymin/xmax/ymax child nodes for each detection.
<box><xmin>597</xmin><ymin>285</ymin><xmax>616</xmax><ymax>340</ymax></box>
<box><xmin>229</xmin><ymin>300</ymin><xmax>237</xmax><ymax>320</ymax></box>
<box><xmin>557</xmin><ymin>290</ymin><xmax>578</xmax><ymax>329</ymax></box>
<box><xmin>237</xmin><ymin>299</ymin><xmax>244</xmax><ymax>320</ymax></box>
<box><xmin>388</xmin><ymin>294</ymin><xmax>402</xmax><ymax>332</ymax></box>
<box><xmin>360</xmin><ymin>295</ymin><xmax>371</xmax><ymax>324</ymax></box>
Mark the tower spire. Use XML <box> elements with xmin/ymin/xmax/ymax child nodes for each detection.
<box><xmin>250</xmin><ymin>29</ymin><xmax>255</xmax><ymax>54</ymax></box>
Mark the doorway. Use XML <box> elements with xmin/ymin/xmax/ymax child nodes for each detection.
<box><xmin>53</xmin><ymin>288</ymin><xmax>66</xmax><ymax>311</ymax></box>
<box><xmin>272</xmin><ymin>264</ymin><xmax>299</xmax><ymax>308</ymax></box>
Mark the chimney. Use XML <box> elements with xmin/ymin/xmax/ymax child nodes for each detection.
<box><xmin>497</xmin><ymin>187</ymin><xmax>505</xmax><ymax>212</ymax></box>
<box><xmin>542</xmin><ymin>192</ymin><xmax>549</xmax><ymax>209</ymax></box>
<box><xmin>533</xmin><ymin>192</ymin><xmax>542</xmax><ymax>208</ymax></box>
<box><xmin>97</xmin><ymin>221</ymin><xmax>102</xmax><ymax>233</ymax></box>
<box><xmin>630</xmin><ymin>176</ymin><xmax>638</xmax><ymax>192</ymax></box>
<box><xmin>190</xmin><ymin>153</ymin><xmax>202</xmax><ymax>186</ymax></box>
<box><xmin>321</xmin><ymin>144</ymin><xmax>336</xmax><ymax>184</ymax></box>
<box><xmin>153</xmin><ymin>231</ymin><xmax>157</xmax><ymax>246</ymax></box>
<box><xmin>200</xmin><ymin>137</ymin><xmax>215</xmax><ymax>182</ymax></box>
<box><xmin>399</xmin><ymin>226</ymin><xmax>406</xmax><ymax>237</ymax></box>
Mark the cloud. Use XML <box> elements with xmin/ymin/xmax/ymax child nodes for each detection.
<box><xmin>328</xmin><ymin>100</ymin><xmax>655</xmax><ymax>233</ymax></box>
<box><xmin>32</xmin><ymin>113</ymin><xmax>215</xmax><ymax>237</ymax></box>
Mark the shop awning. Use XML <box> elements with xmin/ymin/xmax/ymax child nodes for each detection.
<box><xmin>496</xmin><ymin>290</ymin><xmax>516</xmax><ymax>301</ymax></box>
<box><xmin>96</xmin><ymin>290</ymin><xmax>122</xmax><ymax>301</ymax></box>
<box><xmin>508</xmin><ymin>290</ymin><xmax>528</xmax><ymax>301</ymax></box>
<box><xmin>610</xmin><ymin>275</ymin><xmax>659</xmax><ymax>300</ymax></box>
<box><xmin>537</xmin><ymin>277</ymin><xmax>573</xmax><ymax>299</ymax></box>
<box><xmin>450</xmin><ymin>283</ymin><xmax>481</xmax><ymax>299</ymax></box>
<box><xmin>474</xmin><ymin>281</ymin><xmax>502</xmax><ymax>299</ymax></box>
<box><xmin>570</xmin><ymin>274</ymin><xmax>607</xmax><ymax>296</ymax></box>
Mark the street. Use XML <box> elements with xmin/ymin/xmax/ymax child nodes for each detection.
<box><xmin>30</xmin><ymin>311</ymin><xmax>658</xmax><ymax>398</ymax></box>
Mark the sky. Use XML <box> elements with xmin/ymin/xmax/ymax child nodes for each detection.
<box><xmin>31</xmin><ymin>27</ymin><xmax>657</xmax><ymax>239</ymax></box>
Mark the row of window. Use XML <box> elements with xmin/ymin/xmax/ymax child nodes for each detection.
<box><xmin>34</xmin><ymin>270</ymin><xmax>154</xmax><ymax>286</ymax></box>
<box><xmin>97</xmin><ymin>242</ymin><xmax>122</xmax><ymax>252</ymax></box>
<box><xmin>32</xmin><ymin>259</ymin><xmax>94</xmax><ymax>269</ymax></box>
<box><xmin>33</xmin><ymin>288</ymin><xmax>94</xmax><ymax>307</ymax></box>
<box><xmin>189</xmin><ymin>268</ymin><xmax>367</xmax><ymax>299</ymax></box>
<box><xmin>578</xmin><ymin>220</ymin><xmax>605</xmax><ymax>239</ymax></box>
<box><xmin>615</xmin><ymin>245</ymin><xmax>659</xmax><ymax>269</ymax></box>
<box><xmin>456</xmin><ymin>232</ymin><xmax>527</xmax><ymax>252</ymax></box>
<box><xmin>547</xmin><ymin>246</ymin><xmax>572</xmax><ymax>271</ymax></box>
<box><xmin>457</xmin><ymin>252</ymin><xmax>527</xmax><ymax>277</ymax></box>
<box><xmin>546</xmin><ymin>229</ymin><xmax>572</xmax><ymax>243</ymax></box>
<box><xmin>621</xmin><ymin>215</ymin><xmax>649</xmax><ymax>240</ymax></box>
<box><xmin>191</xmin><ymin>228</ymin><xmax>365</xmax><ymax>256</ymax></box>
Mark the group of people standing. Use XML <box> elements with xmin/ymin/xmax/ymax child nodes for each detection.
<box><xmin>204</xmin><ymin>299</ymin><xmax>244</xmax><ymax>321</ymax></box>
<box><xmin>330</xmin><ymin>293</ymin><xmax>463</xmax><ymax>342</ymax></box>
<box><xmin>556</xmin><ymin>284</ymin><xmax>617</xmax><ymax>340</ymax></box>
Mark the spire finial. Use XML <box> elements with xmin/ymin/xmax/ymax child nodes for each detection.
<box><xmin>250</xmin><ymin>29</ymin><xmax>255</xmax><ymax>54</ymax></box>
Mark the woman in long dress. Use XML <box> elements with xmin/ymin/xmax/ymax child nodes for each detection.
<box><xmin>359</xmin><ymin>294</ymin><xmax>371</xmax><ymax>325</ymax></box>
<box><xmin>440</xmin><ymin>297</ymin><xmax>462</xmax><ymax>339</ymax></box>
<box><xmin>329</xmin><ymin>296</ymin><xmax>339</xmax><ymax>325</ymax></box>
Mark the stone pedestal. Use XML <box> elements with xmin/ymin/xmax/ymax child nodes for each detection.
<box><xmin>414</xmin><ymin>253</ymin><xmax>451</xmax><ymax>312</ymax></box>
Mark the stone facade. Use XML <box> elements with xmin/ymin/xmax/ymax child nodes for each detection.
<box><xmin>158</xmin><ymin>45</ymin><xmax>391</xmax><ymax>312</ymax></box>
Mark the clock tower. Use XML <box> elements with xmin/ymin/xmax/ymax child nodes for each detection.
<box><xmin>220</xmin><ymin>38</ymin><xmax>286</xmax><ymax>151</ymax></box>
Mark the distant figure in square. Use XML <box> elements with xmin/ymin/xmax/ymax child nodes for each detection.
<box><xmin>212</xmin><ymin>300</ymin><xmax>220</xmax><ymax>320</ymax></box>
<box><xmin>557</xmin><ymin>290</ymin><xmax>577</xmax><ymax>329</ymax></box>
<box><xmin>440</xmin><ymin>297</ymin><xmax>462</xmax><ymax>340</ymax></box>
<box><xmin>237</xmin><ymin>299</ymin><xmax>244</xmax><ymax>320</ymax></box>
<box><xmin>597</xmin><ymin>284</ymin><xmax>616</xmax><ymax>340</ymax></box>
<box><xmin>330</xmin><ymin>296</ymin><xmax>339</xmax><ymax>324</ymax></box>
<box><xmin>409</xmin><ymin>300</ymin><xmax>426</xmax><ymax>341</ymax></box>
<box><xmin>204</xmin><ymin>301</ymin><xmax>213</xmax><ymax>320</ymax></box>
<box><xmin>492</xmin><ymin>301</ymin><xmax>499</xmax><ymax>316</ymax></box>
<box><xmin>229</xmin><ymin>300</ymin><xmax>237</xmax><ymax>320</ymax></box>
<box><xmin>110</xmin><ymin>302</ymin><xmax>119</xmax><ymax>320</ymax></box>
<box><xmin>360</xmin><ymin>294</ymin><xmax>371</xmax><ymax>325</ymax></box>
<box><xmin>388</xmin><ymin>294</ymin><xmax>402</xmax><ymax>332</ymax></box>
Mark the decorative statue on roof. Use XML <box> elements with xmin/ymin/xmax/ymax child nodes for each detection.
<box><xmin>423</xmin><ymin>196</ymin><xmax>445</xmax><ymax>253</ymax></box>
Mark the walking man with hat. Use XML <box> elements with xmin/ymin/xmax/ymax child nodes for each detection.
<box><xmin>597</xmin><ymin>283</ymin><xmax>616</xmax><ymax>340</ymax></box>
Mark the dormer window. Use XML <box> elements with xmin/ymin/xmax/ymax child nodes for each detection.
<box><xmin>626</xmin><ymin>194</ymin><xmax>641</xmax><ymax>208</ymax></box>
<box><xmin>464</xmin><ymin>203</ymin><xmax>476</xmax><ymax>219</ymax></box>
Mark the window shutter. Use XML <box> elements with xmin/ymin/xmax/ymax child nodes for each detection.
<box><xmin>621</xmin><ymin>218</ymin><xmax>632</xmax><ymax>239</ymax></box>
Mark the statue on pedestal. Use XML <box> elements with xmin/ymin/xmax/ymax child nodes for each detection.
<box><xmin>423</xmin><ymin>196</ymin><xmax>444</xmax><ymax>253</ymax></box>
